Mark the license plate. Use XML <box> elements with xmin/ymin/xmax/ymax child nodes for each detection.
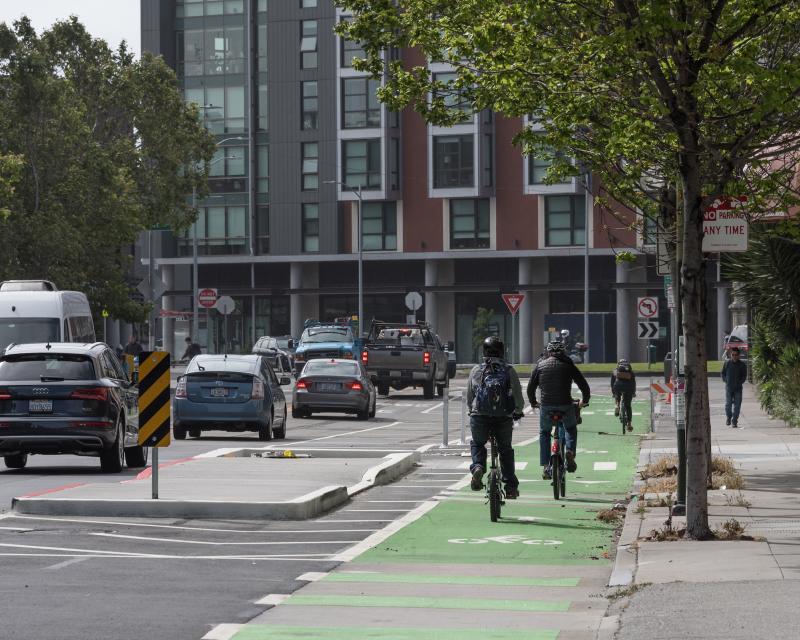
<box><xmin>210</xmin><ymin>387</ymin><xmax>229</xmax><ymax>397</ymax></box>
<box><xmin>317</xmin><ymin>383</ymin><xmax>340</xmax><ymax>393</ymax></box>
<box><xmin>29</xmin><ymin>399</ymin><xmax>53</xmax><ymax>413</ymax></box>
<box><xmin>390</xmin><ymin>371</ymin><xmax>401</xmax><ymax>378</ymax></box>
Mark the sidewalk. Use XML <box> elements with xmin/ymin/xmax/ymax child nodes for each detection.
<box><xmin>612</xmin><ymin>379</ymin><xmax>800</xmax><ymax>639</ymax></box>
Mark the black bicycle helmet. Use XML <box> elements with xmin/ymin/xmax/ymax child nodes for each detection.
<box><xmin>618</xmin><ymin>358</ymin><xmax>629</xmax><ymax>365</ymax></box>
<box><xmin>483</xmin><ymin>336</ymin><xmax>505</xmax><ymax>358</ymax></box>
<box><xmin>546</xmin><ymin>340</ymin><xmax>566</xmax><ymax>355</ymax></box>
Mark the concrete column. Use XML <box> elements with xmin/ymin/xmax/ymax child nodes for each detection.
<box><xmin>161</xmin><ymin>264</ymin><xmax>175</xmax><ymax>358</ymax></box>
<box><xmin>437</xmin><ymin>260</ymin><xmax>455</xmax><ymax>342</ymax></box>
<box><xmin>108</xmin><ymin>320</ymin><xmax>121</xmax><ymax>353</ymax></box>
<box><xmin>290</xmin><ymin>262</ymin><xmax>303</xmax><ymax>338</ymax></box>
<box><xmin>616</xmin><ymin>262</ymin><xmax>631</xmax><ymax>360</ymax></box>
<box><xmin>518</xmin><ymin>257</ymin><xmax>533</xmax><ymax>364</ymax></box>
<box><xmin>300</xmin><ymin>263</ymin><xmax>320</xmax><ymax>328</ymax></box>
<box><xmin>717</xmin><ymin>283</ymin><xmax>731</xmax><ymax>356</ymax></box>
<box><xmin>425</xmin><ymin>259</ymin><xmax>439</xmax><ymax>330</ymax></box>
<box><xmin>531</xmin><ymin>257</ymin><xmax>550</xmax><ymax>358</ymax></box>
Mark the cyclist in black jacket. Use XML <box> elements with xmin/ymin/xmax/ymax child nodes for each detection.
<box><xmin>527</xmin><ymin>340</ymin><xmax>590</xmax><ymax>479</ymax></box>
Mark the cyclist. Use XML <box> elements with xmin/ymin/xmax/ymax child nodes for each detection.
<box><xmin>467</xmin><ymin>336</ymin><xmax>525</xmax><ymax>499</ymax></box>
<box><xmin>527</xmin><ymin>340</ymin><xmax>591</xmax><ymax>479</ymax></box>
<box><xmin>611</xmin><ymin>358</ymin><xmax>636</xmax><ymax>432</ymax></box>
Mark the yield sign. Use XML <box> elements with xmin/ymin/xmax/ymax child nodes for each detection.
<box><xmin>502</xmin><ymin>293</ymin><xmax>525</xmax><ymax>315</ymax></box>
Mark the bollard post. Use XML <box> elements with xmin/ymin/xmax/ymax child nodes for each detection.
<box><xmin>441</xmin><ymin>377</ymin><xmax>450</xmax><ymax>447</ymax></box>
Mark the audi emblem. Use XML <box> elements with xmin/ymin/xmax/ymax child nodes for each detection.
<box><xmin>31</xmin><ymin>388</ymin><xmax>49</xmax><ymax>395</ymax></box>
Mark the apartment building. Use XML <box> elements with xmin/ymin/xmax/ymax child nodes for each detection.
<box><xmin>140</xmin><ymin>0</ymin><xmax>729</xmax><ymax>362</ymax></box>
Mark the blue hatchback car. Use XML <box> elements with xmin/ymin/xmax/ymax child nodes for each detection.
<box><xmin>173</xmin><ymin>354</ymin><xmax>290</xmax><ymax>441</ymax></box>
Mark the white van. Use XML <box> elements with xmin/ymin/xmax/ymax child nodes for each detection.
<box><xmin>0</xmin><ymin>282</ymin><xmax>95</xmax><ymax>352</ymax></box>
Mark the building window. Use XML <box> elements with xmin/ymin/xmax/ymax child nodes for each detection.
<box><xmin>185</xmin><ymin>85</ymin><xmax>245</xmax><ymax>134</ymax></box>
<box><xmin>434</xmin><ymin>135</ymin><xmax>474</xmax><ymax>189</ymax></box>
<box><xmin>643</xmin><ymin>215</ymin><xmax>657</xmax><ymax>246</ymax></box>
<box><xmin>302</xmin><ymin>142</ymin><xmax>318</xmax><ymax>190</ymax></box>
<box><xmin>300</xmin><ymin>20</ymin><xmax>318</xmax><ymax>69</ymax></box>
<box><xmin>203</xmin><ymin>26</ymin><xmax>245</xmax><ymax>75</ymax></box>
<box><xmin>545</xmin><ymin>195</ymin><xmax>586</xmax><ymax>247</ymax></box>
<box><xmin>257</xmin><ymin>145</ymin><xmax>269</xmax><ymax>193</ymax></box>
<box><xmin>302</xmin><ymin>80</ymin><xmax>318</xmax><ymax>130</ymax></box>
<box><xmin>342</xmin><ymin>77</ymin><xmax>381</xmax><ymax>128</ymax></box>
<box><xmin>258</xmin><ymin>84</ymin><xmax>268</xmax><ymax>131</ymax></box>
<box><xmin>301</xmin><ymin>0</ymin><xmax>317</xmax><ymax>6</ymax></box>
<box><xmin>433</xmin><ymin>72</ymin><xmax>471</xmax><ymax>122</ymax></box>
<box><xmin>256</xmin><ymin>206</ymin><xmax>270</xmax><ymax>254</ymax></box>
<box><xmin>257</xmin><ymin>23</ymin><xmax>267</xmax><ymax>72</ymax></box>
<box><xmin>389</xmin><ymin>137</ymin><xmax>400</xmax><ymax>190</ymax></box>
<box><xmin>180</xmin><ymin>205</ymin><xmax>249</xmax><ymax>256</ymax></box>
<box><xmin>528</xmin><ymin>136</ymin><xmax>570</xmax><ymax>185</ymax></box>
<box><xmin>482</xmin><ymin>133</ymin><xmax>493</xmax><ymax>188</ymax></box>
<box><xmin>340</xmin><ymin>19</ymin><xmax>364</xmax><ymax>68</ymax></box>
<box><xmin>343</xmin><ymin>139</ymin><xmax>381</xmax><ymax>190</ymax></box>
<box><xmin>361</xmin><ymin>202</ymin><xmax>397</xmax><ymax>251</ymax></box>
<box><xmin>450</xmin><ymin>199</ymin><xmax>489</xmax><ymax>249</ymax></box>
<box><xmin>302</xmin><ymin>203</ymin><xmax>319</xmax><ymax>252</ymax></box>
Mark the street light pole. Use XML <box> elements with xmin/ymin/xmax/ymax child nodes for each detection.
<box><xmin>584</xmin><ymin>172</ymin><xmax>591</xmax><ymax>363</ymax></box>
<box><xmin>356</xmin><ymin>184</ymin><xmax>363</xmax><ymax>337</ymax></box>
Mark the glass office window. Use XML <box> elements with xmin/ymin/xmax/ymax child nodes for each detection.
<box><xmin>450</xmin><ymin>199</ymin><xmax>490</xmax><ymax>249</ymax></box>
<box><xmin>301</xmin><ymin>20</ymin><xmax>318</xmax><ymax>69</ymax></box>
<box><xmin>343</xmin><ymin>139</ymin><xmax>381</xmax><ymax>190</ymax></box>
<box><xmin>302</xmin><ymin>203</ymin><xmax>319</xmax><ymax>252</ymax></box>
<box><xmin>361</xmin><ymin>202</ymin><xmax>397</xmax><ymax>251</ymax></box>
<box><xmin>302</xmin><ymin>142</ymin><xmax>319</xmax><ymax>190</ymax></box>
<box><xmin>434</xmin><ymin>135</ymin><xmax>474</xmax><ymax>188</ymax></box>
<box><xmin>302</xmin><ymin>80</ymin><xmax>318</xmax><ymax>130</ymax></box>
<box><xmin>342</xmin><ymin>77</ymin><xmax>380</xmax><ymax>128</ymax></box>
<box><xmin>545</xmin><ymin>195</ymin><xmax>586</xmax><ymax>246</ymax></box>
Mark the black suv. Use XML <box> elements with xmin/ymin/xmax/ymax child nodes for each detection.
<box><xmin>0</xmin><ymin>343</ymin><xmax>147</xmax><ymax>472</ymax></box>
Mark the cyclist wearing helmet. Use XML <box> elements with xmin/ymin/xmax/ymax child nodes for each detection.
<box><xmin>611</xmin><ymin>358</ymin><xmax>636</xmax><ymax>431</ymax></box>
<box><xmin>527</xmin><ymin>340</ymin><xmax>591</xmax><ymax>479</ymax></box>
<box><xmin>466</xmin><ymin>336</ymin><xmax>526</xmax><ymax>499</ymax></box>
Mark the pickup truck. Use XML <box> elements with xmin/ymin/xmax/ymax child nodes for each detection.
<box><xmin>361</xmin><ymin>321</ymin><xmax>449</xmax><ymax>399</ymax></box>
<box><xmin>293</xmin><ymin>324</ymin><xmax>357</xmax><ymax>375</ymax></box>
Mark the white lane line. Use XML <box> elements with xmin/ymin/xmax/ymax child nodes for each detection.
<box><xmin>364</xmin><ymin>500</ymin><xmax>424</xmax><ymax>503</ymax></box>
<box><xmin>421</xmin><ymin>402</ymin><xmax>444</xmax><ymax>414</ymax></box>
<box><xmin>418</xmin><ymin>472</ymin><xmax>467</xmax><ymax>475</ymax></box>
<box><xmin>573</xmin><ymin>480</ymin><xmax>612</xmax><ymax>484</ymax></box>
<box><xmin>255</xmin><ymin>593</ymin><xmax>290</xmax><ymax>606</ymax></box>
<box><xmin>593</xmin><ymin>461</ymin><xmax>618</xmax><ymax>471</ymax></box>
<box><xmin>0</xmin><ymin>542</ymin><xmax>164</xmax><ymax>557</ymax></box>
<box><xmin>193</xmin><ymin>448</ymin><xmax>241</xmax><ymax>458</ymax></box>
<box><xmin>0</xmin><ymin>552</ymin><xmax>337</xmax><ymax>561</ymax></box>
<box><xmin>296</xmin><ymin>571</ymin><xmax>328</xmax><ymax>581</ymax></box>
<box><xmin>0</xmin><ymin>526</ymin><xmax>33</xmax><ymax>532</ymax></box>
<box><xmin>384</xmin><ymin>485</ymin><xmax>457</xmax><ymax>489</ymax></box>
<box><xmin>347</xmin><ymin>509</ymin><xmax>410</xmax><ymax>513</ymax></box>
<box><xmin>45</xmin><ymin>556</ymin><xmax>91</xmax><ymax>571</ymax></box>
<box><xmin>633</xmin><ymin>412</ymin><xmax>643</xmax><ymax>416</ymax></box>
<box><xmin>320</xmin><ymin>519</ymin><xmax>391</xmax><ymax>523</ymax></box>
<box><xmin>203</xmin><ymin>624</ymin><xmax>245</xmax><ymax>640</ymax></box>
<box><xmin>457</xmin><ymin>461</ymin><xmax>528</xmax><ymax>470</ymax></box>
<box><xmin>516</xmin><ymin>435</ymin><xmax>540</xmax><ymax>447</ymax></box>
<box><xmin>331</xmin><ymin>500</ymin><xmax>439</xmax><ymax>563</ymax></box>
<box><xmin>288</xmin><ymin>421</ymin><xmax>403</xmax><ymax>445</ymax></box>
<box><xmin>90</xmin><ymin>533</ymin><xmax>358</xmax><ymax>546</ymax></box>
<box><xmin>581</xmin><ymin>411</ymin><xmax>595</xmax><ymax>415</ymax></box>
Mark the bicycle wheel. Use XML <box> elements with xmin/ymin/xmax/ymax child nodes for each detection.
<box><xmin>551</xmin><ymin>454</ymin><xmax>561</xmax><ymax>500</ymax></box>
<box><xmin>489</xmin><ymin>470</ymin><xmax>502</xmax><ymax>522</ymax></box>
<box><xmin>559</xmin><ymin>444</ymin><xmax>567</xmax><ymax>498</ymax></box>
<box><xmin>620</xmin><ymin>406</ymin><xmax>627</xmax><ymax>434</ymax></box>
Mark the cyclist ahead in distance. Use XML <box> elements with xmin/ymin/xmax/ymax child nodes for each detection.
<box><xmin>527</xmin><ymin>340</ymin><xmax>591</xmax><ymax>479</ymax></box>
<box><xmin>467</xmin><ymin>336</ymin><xmax>526</xmax><ymax>499</ymax></box>
<box><xmin>611</xmin><ymin>358</ymin><xmax>636</xmax><ymax>432</ymax></box>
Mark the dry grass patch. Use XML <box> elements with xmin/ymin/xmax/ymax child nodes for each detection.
<box><xmin>640</xmin><ymin>455</ymin><xmax>678</xmax><ymax>480</ymax></box>
<box><xmin>597</xmin><ymin>503</ymin><xmax>627</xmax><ymax>524</ymax></box>
<box><xmin>639</xmin><ymin>455</ymin><xmax>745</xmax><ymax>495</ymax></box>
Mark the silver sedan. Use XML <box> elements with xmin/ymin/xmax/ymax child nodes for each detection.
<box><xmin>292</xmin><ymin>359</ymin><xmax>376</xmax><ymax>420</ymax></box>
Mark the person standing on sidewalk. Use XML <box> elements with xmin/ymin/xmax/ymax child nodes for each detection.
<box><xmin>467</xmin><ymin>336</ymin><xmax>526</xmax><ymax>499</ymax></box>
<box><xmin>527</xmin><ymin>340</ymin><xmax>591</xmax><ymax>478</ymax></box>
<box><xmin>721</xmin><ymin>347</ymin><xmax>748</xmax><ymax>427</ymax></box>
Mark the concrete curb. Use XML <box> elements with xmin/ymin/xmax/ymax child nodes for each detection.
<box><xmin>11</xmin><ymin>485</ymin><xmax>349</xmax><ymax>521</ymax></box>
<box><xmin>608</xmin><ymin>495</ymin><xmax>643</xmax><ymax>587</ymax></box>
<box><xmin>348</xmin><ymin>451</ymin><xmax>421</xmax><ymax>497</ymax></box>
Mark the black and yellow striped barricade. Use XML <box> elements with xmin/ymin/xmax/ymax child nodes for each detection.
<box><xmin>138</xmin><ymin>351</ymin><xmax>171</xmax><ymax>448</ymax></box>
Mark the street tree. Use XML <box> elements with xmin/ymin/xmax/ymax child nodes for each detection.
<box><xmin>0</xmin><ymin>17</ymin><xmax>215</xmax><ymax>321</ymax></box>
<box><xmin>339</xmin><ymin>0</ymin><xmax>800</xmax><ymax>537</ymax></box>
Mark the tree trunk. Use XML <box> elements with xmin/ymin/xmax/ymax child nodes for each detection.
<box><xmin>680</xmin><ymin>169</ymin><xmax>713</xmax><ymax>540</ymax></box>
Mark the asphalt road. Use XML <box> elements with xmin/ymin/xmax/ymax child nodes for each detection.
<box><xmin>0</xmin><ymin>377</ymin><xmax>645</xmax><ymax>640</ymax></box>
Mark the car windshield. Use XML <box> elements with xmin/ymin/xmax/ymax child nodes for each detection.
<box><xmin>0</xmin><ymin>318</ymin><xmax>60</xmax><ymax>352</ymax></box>
<box><xmin>303</xmin><ymin>361</ymin><xmax>359</xmax><ymax>376</ymax></box>
<box><xmin>0</xmin><ymin>354</ymin><xmax>94</xmax><ymax>381</ymax></box>
<box><xmin>301</xmin><ymin>329</ymin><xmax>352</xmax><ymax>344</ymax></box>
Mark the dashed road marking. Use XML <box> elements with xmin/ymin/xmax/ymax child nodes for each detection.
<box><xmin>593</xmin><ymin>461</ymin><xmax>618</xmax><ymax>471</ymax></box>
<box><xmin>255</xmin><ymin>593</ymin><xmax>290</xmax><ymax>606</ymax></box>
<box><xmin>458</xmin><ymin>461</ymin><xmax>527</xmax><ymax>470</ymax></box>
<box><xmin>296</xmin><ymin>571</ymin><xmax>329</xmax><ymax>582</ymax></box>
<box><xmin>202</xmin><ymin>624</ymin><xmax>244</xmax><ymax>640</ymax></box>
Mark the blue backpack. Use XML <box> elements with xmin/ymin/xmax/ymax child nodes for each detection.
<box><xmin>474</xmin><ymin>361</ymin><xmax>513</xmax><ymax>417</ymax></box>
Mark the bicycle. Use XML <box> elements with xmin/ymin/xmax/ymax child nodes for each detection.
<box><xmin>486</xmin><ymin>432</ymin><xmax>505</xmax><ymax>522</ymax></box>
<box><xmin>547</xmin><ymin>409</ymin><xmax>568</xmax><ymax>500</ymax></box>
<box><xmin>618</xmin><ymin>393</ymin><xmax>633</xmax><ymax>434</ymax></box>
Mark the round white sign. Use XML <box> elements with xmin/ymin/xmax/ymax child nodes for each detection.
<box><xmin>215</xmin><ymin>295</ymin><xmax>236</xmax><ymax>315</ymax></box>
<box><xmin>405</xmin><ymin>291</ymin><xmax>423</xmax><ymax>311</ymax></box>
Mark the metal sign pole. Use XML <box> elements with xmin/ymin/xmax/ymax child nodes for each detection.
<box><xmin>152</xmin><ymin>448</ymin><xmax>159</xmax><ymax>500</ymax></box>
<box><xmin>460</xmin><ymin>389</ymin><xmax>467</xmax><ymax>445</ymax></box>
<box><xmin>442</xmin><ymin>376</ymin><xmax>449</xmax><ymax>447</ymax></box>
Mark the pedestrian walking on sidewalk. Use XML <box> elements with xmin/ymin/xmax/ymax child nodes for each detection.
<box><xmin>466</xmin><ymin>336</ymin><xmax>526</xmax><ymax>499</ymax></box>
<box><xmin>721</xmin><ymin>347</ymin><xmax>747</xmax><ymax>427</ymax></box>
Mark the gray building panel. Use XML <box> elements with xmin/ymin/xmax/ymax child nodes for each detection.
<box><xmin>141</xmin><ymin>0</ymin><xmax>176</xmax><ymax>65</ymax></box>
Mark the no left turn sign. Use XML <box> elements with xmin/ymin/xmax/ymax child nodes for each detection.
<box><xmin>637</xmin><ymin>296</ymin><xmax>658</xmax><ymax>319</ymax></box>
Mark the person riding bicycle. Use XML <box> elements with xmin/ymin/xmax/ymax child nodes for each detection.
<box><xmin>467</xmin><ymin>336</ymin><xmax>525</xmax><ymax>499</ymax></box>
<box><xmin>611</xmin><ymin>358</ymin><xmax>636</xmax><ymax>432</ymax></box>
<box><xmin>527</xmin><ymin>340</ymin><xmax>590</xmax><ymax>479</ymax></box>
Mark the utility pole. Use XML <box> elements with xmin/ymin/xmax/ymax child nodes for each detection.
<box><xmin>584</xmin><ymin>172</ymin><xmax>591</xmax><ymax>362</ymax></box>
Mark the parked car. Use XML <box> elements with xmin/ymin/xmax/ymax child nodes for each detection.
<box><xmin>173</xmin><ymin>354</ymin><xmax>290</xmax><ymax>441</ymax></box>
<box><xmin>438</xmin><ymin>335</ymin><xmax>457</xmax><ymax>379</ymax></box>
<box><xmin>361</xmin><ymin>321</ymin><xmax>449</xmax><ymax>398</ymax></box>
<box><xmin>293</xmin><ymin>323</ymin><xmax>357</xmax><ymax>375</ymax></box>
<box><xmin>0</xmin><ymin>342</ymin><xmax>147</xmax><ymax>472</ymax></box>
<box><xmin>252</xmin><ymin>335</ymin><xmax>295</xmax><ymax>373</ymax></box>
<box><xmin>292</xmin><ymin>358</ymin><xmax>376</xmax><ymax>420</ymax></box>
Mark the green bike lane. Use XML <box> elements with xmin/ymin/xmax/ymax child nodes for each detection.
<box><xmin>230</xmin><ymin>394</ymin><xmax>646</xmax><ymax>640</ymax></box>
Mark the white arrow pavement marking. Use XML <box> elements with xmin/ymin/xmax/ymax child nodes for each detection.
<box><xmin>593</xmin><ymin>462</ymin><xmax>618</xmax><ymax>471</ymax></box>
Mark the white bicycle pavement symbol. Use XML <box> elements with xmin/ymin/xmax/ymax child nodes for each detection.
<box><xmin>448</xmin><ymin>535</ymin><xmax>562</xmax><ymax>545</ymax></box>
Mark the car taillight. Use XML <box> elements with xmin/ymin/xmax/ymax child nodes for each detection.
<box><xmin>296</xmin><ymin>379</ymin><xmax>308</xmax><ymax>389</ymax></box>
<box><xmin>70</xmin><ymin>388</ymin><xmax>108</xmax><ymax>402</ymax></box>
<box><xmin>423</xmin><ymin>351</ymin><xmax>431</xmax><ymax>365</ymax></box>
<box><xmin>0</xmin><ymin>390</ymin><xmax>10</xmax><ymax>400</ymax></box>
<box><xmin>251</xmin><ymin>378</ymin><xmax>265</xmax><ymax>399</ymax></box>
<box><xmin>348</xmin><ymin>381</ymin><xmax>363</xmax><ymax>391</ymax></box>
<box><xmin>174</xmin><ymin>378</ymin><xmax>187</xmax><ymax>399</ymax></box>
<box><xmin>361</xmin><ymin>351</ymin><xmax>368</xmax><ymax>365</ymax></box>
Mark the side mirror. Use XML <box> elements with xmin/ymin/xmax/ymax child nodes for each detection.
<box><xmin>279</xmin><ymin>376</ymin><xmax>291</xmax><ymax>386</ymax></box>
<box><xmin>447</xmin><ymin>341</ymin><xmax>455</xmax><ymax>351</ymax></box>
<box><xmin>288</xmin><ymin>339</ymin><xmax>295</xmax><ymax>349</ymax></box>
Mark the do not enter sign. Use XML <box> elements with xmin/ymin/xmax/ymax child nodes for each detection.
<box><xmin>198</xmin><ymin>288</ymin><xmax>218</xmax><ymax>309</ymax></box>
